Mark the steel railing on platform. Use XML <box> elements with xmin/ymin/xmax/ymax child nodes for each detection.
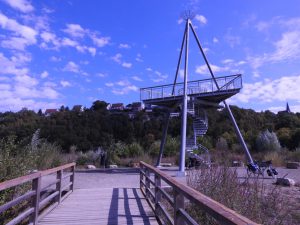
<box><xmin>0</xmin><ymin>163</ymin><xmax>75</xmax><ymax>225</ymax></box>
<box><xmin>140</xmin><ymin>161</ymin><xmax>258</xmax><ymax>225</ymax></box>
<box><xmin>140</xmin><ymin>74</ymin><xmax>242</xmax><ymax>101</ymax></box>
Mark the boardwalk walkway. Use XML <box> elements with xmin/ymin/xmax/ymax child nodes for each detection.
<box><xmin>39</xmin><ymin>188</ymin><xmax>157</xmax><ymax>225</ymax></box>
<box><xmin>39</xmin><ymin>170</ymin><xmax>158</xmax><ymax>225</ymax></box>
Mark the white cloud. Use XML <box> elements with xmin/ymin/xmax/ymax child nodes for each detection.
<box><xmin>0</xmin><ymin>53</ymin><xmax>28</xmax><ymax>76</ymax></box>
<box><xmin>119</xmin><ymin>43</ymin><xmax>131</xmax><ymax>49</ymax></box>
<box><xmin>2</xmin><ymin>0</ymin><xmax>34</xmax><ymax>13</ymax></box>
<box><xmin>249</xmin><ymin>17</ymin><xmax>300</xmax><ymax>69</ymax></box>
<box><xmin>122</xmin><ymin>62</ymin><xmax>132</xmax><ymax>68</ymax></box>
<box><xmin>195</xmin><ymin>64</ymin><xmax>230</xmax><ymax>75</ymax></box>
<box><xmin>150</xmin><ymin>70</ymin><xmax>168</xmax><ymax>83</ymax></box>
<box><xmin>221</xmin><ymin>59</ymin><xmax>234</xmax><ymax>64</ymax></box>
<box><xmin>116</xmin><ymin>80</ymin><xmax>130</xmax><ymax>86</ymax></box>
<box><xmin>179</xmin><ymin>69</ymin><xmax>184</xmax><ymax>78</ymax></box>
<box><xmin>0</xmin><ymin>13</ymin><xmax>37</xmax><ymax>46</ymax></box>
<box><xmin>63</xmin><ymin>61</ymin><xmax>80</xmax><ymax>73</ymax></box>
<box><xmin>88</xmin><ymin>47</ymin><xmax>96</xmax><ymax>56</ymax></box>
<box><xmin>112</xmin><ymin>85</ymin><xmax>138</xmax><ymax>95</ymax></box>
<box><xmin>96</xmin><ymin>73</ymin><xmax>106</xmax><ymax>77</ymax></box>
<box><xmin>105</xmin><ymin>82</ymin><xmax>114</xmax><ymax>87</ymax></box>
<box><xmin>41</xmin><ymin>71</ymin><xmax>48</xmax><ymax>79</ymax></box>
<box><xmin>253</xmin><ymin>71</ymin><xmax>260</xmax><ymax>78</ymax></box>
<box><xmin>91</xmin><ymin>34</ymin><xmax>110</xmax><ymax>47</ymax></box>
<box><xmin>111</xmin><ymin>53</ymin><xmax>122</xmax><ymax>63</ymax></box>
<box><xmin>60</xmin><ymin>80</ymin><xmax>71</xmax><ymax>87</ymax></box>
<box><xmin>15</xmin><ymin>74</ymin><xmax>38</xmax><ymax>87</ymax></box>
<box><xmin>146</xmin><ymin>67</ymin><xmax>152</xmax><ymax>72</ymax></box>
<box><xmin>233</xmin><ymin>75</ymin><xmax>300</xmax><ymax>104</ymax></box>
<box><xmin>213</xmin><ymin>37</ymin><xmax>219</xmax><ymax>43</ymax></box>
<box><xmin>1</xmin><ymin>36</ymin><xmax>29</xmax><ymax>50</ymax></box>
<box><xmin>177</xmin><ymin>18</ymin><xmax>184</xmax><ymax>25</ymax></box>
<box><xmin>50</xmin><ymin>56</ymin><xmax>61</xmax><ymax>62</ymax></box>
<box><xmin>132</xmin><ymin>76</ymin><xmax>142</xmax><ymax>81</ymax></box>
<box><xmin>195</xmin><ymin>14</ymin><xmax>207</xmax><ymax>25</ymax></box>
<box><xmin>61</xmin><ymin>37</ymin><xmax>77</xmax><ymax>47</ymax></box>
<box><xmin>135</xmin><ymin>53</ymin><xmax>143</xmax><ymax>62</ymax></box>
<box><xmin>63</xmin><ymin>23</ymin><xmax>86</xmax><ymax>38</ymax></box>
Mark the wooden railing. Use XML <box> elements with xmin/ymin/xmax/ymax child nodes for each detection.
<box><xmin>140</xmin><ymin>161</ymin><xmax>259</xmax><ymax>225</ymax></box>
<box><xmin>0</xmin><ymin>162</ymin><xmax>75</xmax><ymax>225</ymax></box>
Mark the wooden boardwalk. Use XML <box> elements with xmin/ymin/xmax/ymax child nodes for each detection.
<box><xmin>38</xmin><ymin>188</ymin><xmax>158</xmax><ymax>225</ymax></box>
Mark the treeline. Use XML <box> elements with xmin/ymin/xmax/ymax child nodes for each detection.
<box><xmin>0</xmin><ymin>100</ymin><xmax>300</xmax><ymax>154</ymax></box>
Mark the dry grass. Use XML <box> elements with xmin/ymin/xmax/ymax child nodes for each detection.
<box><xmin>186</xmin><ymin>167</ymin><xmax>297</xmax><ymax>225</ymax></box>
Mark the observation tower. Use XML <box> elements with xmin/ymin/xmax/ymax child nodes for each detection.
<box><xmin>140</xmin><ymin>12</ymin><xmax>253</xmax><ymax>176</ymax></box>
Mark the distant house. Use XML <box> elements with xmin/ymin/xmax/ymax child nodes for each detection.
<box><xmin>145</xmin><ymin>105</ymin><xmax>153</xmax><ymax>113</ymax></box>
<box><xmin>110</xmin><ymin>103</ymin><xmax>124</xmax><ymax>111</ymax></box>
<box><xmin>132</xmin><ymin>102</ymin><xmax>143</xmax><ymax>112</ymax></box>
<box><xmin>72</xmin><ymin>105</ymin><xmax>84</xmax><ymax>112</ymax></box>
<box><xmin>125</xmin><ymin>104</ymin><xmax>133</xmax><ymax>111</ymax></box>
<box><xmin>45</xmin><ymin>109</ymin><xmax>58</xmax><ymax>116</ymax></box>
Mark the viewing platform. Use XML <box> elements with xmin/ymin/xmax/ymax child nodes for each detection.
<box><xmin>140</xmin><ymin>74</ymin><xmax>242</xmax><ymax>107</ymax></box>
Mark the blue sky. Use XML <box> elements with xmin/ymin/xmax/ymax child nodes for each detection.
<box><xmin>1</xmin><ymin>0</ymin><xmax>300</xmax><ymax>112</ymax></box>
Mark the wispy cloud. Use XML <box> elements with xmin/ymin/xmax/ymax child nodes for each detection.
<box><xmin>41</xmin><ymin>71</ymin><xmax>48</xmax><ymax>79</ymax></box>
<box><xmin>63</xmin><ymin>61</ymin><xmax>80</xmax><ymax>73</ymax></box>
<box><xmin>111</xmin><ymin>53</ymin><xmax>132</xmax><ymax>68</ymax></box>
<box><xmin>195</xmin><ymin>64</ymin><xmax>230</xmax><ymax>75</ymax></box>
<box><xmin>62</xmin><ymin>23</ymin><xmax>86</xmax><ymax>38</ymax></box>
<box><xmin>195</xmin><ymin>14</ymin><xmax>207</xmax><ymax>25</ymax></box>
<box><xmin>2</xmin><ymin>0</ymin><xmax>34</xmax><ymax>13</ymax></box>
<box><xmin>60</xmin><ymin>80</ymin><xmax>71</xmax><ymax>87</ymax></box>
<box><xmin>122</xmin><ymin>62</ymin><xmax>132</xmax><ymax>68</ymax></box>
<box><xmin>0</xmin><ymin>12</ymin><xmax>37</xmax><ymax>50</ymax></box>
<box><xmin>233</xmin><ymin>75</ymin><xmax>300</xmax><ymax>103</ymax></box>
<box><xmin>132</xmin><ymin>76</ymin><xmax>143</xmax><ymax>81</ymax></box>
<box><xmin>119</xmin><ymin>43</ymin><xmax>131</xmax><ymax>49</ymax></box>
<box><xmin>135</xmin><ymin>53</ymin><xmax>143</xmax><ymax>62</ymax></box>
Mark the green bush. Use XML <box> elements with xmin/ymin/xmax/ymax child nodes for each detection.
<box><xmin>256</xmin><ymin>130</ymin><xmax>281</xmax><ymax>152</ymax></box>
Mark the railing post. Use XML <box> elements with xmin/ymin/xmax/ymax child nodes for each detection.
<box><xmin>174</xmin><ymin>189</ymin><xmax>185</xmax><ymax>225</ymax></box>
<box><xmin>31</xmin><ymin>176</ymin><xmax>41</xmax><ymax>225</ymax></box>
<box><xmin>70</xmin><ymin>165</ymin><xmax>75</xmax><ymax>192</ymax></box>
<box><xmin>56</xmin><ymin>170</ymin><xmax>63</xmax><ymax>203</ymax></box>
<box><xmin>155</xmin><ymin>174</ymin><xmax>161</xmax><ymax>213</ymax></box>
<box><xmin>145</xmin><ymin>169</ymin><xmax>150</xmax><ymax>199</ymax></box>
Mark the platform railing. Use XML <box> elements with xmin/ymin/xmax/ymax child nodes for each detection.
<box><xmin>0</xmin><ymin>162</ymin><xmax>75</xmax><ymax>225</ymax></box>
<box><xmin>140</xmin><ymin>161</ymin><xmax>258</xmax><ymax>225</ymax></box>
<box><xmin>140</xmin><ymin>74</ymin><xmax>242</xmax><ymax>101</ymax></box>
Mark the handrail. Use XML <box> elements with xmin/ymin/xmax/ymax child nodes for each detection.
<box><xmin>0</xmin><ymin>162</ymin><xmax>76</xmax><ymax>225</ymax></box>
<box><xmin>139</xmin><ymin>161</ymin><xmax>259</xmax><ymax>225</ymax></box>
<box><xmin>140</xmin><ymin>74</ymin><xmax>242</xmax><ymax>101</ymax></box>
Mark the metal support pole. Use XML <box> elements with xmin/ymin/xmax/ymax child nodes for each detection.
<box><xmin>178</xmin><ymin>19</ymin><xmax>190</xmax><ymax>176</ymax></box>
<box><xmin>172</xmin><ymin>24</ymin><xmax>187</xmax><ymax>94</ymax></box>
<box><xmin>156</xmin><ymin>111</ymin><xmax>170</xmax><ymax>167</ymax></box>
<box><xmin>189</xmin><ymin>22</ymin><xmax>253</xmax><ymax>163</ymax></box>
<box><xmin>155</xmin><ymin>18</ymin><xmax>187</xmax><ymax>167</ymax></box>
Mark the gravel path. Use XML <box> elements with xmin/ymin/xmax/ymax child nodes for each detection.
<box><xmin>73</xmin><ymin>166</ymin><xmax>300</xmax><ymax>190</ymax></box>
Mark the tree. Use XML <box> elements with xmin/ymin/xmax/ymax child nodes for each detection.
<box><xmin>256</xmin><ymin>130</ymin><xmax>281</xmax><ymax>152</ymax></box>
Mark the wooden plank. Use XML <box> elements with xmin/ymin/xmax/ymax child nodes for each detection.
<box><xmin>0</xmin><ymin>190</ymin><xmax>35</xmax><ymax>214</ymax></box>
<box><xmin>39</xmin><ymin>188</ymin><xmax>158</xmax><ymax>225</ymax></box>
<box><xmin>0</xmin><ymin>173</ymin><xmax>40</xmax><ymax>191</ymax></box>
<box><xmin>40</xmin><ymin>163</ymin><xmax>75</xmax><ymax>176</ymax></box>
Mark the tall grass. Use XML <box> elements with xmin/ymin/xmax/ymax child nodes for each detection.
<box><xmin>187</xmin><ymin>167</ymin><xmax>295</xmax><ymax>224</ymax></box>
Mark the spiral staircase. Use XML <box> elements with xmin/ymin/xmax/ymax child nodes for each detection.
<box><xmin>186</xmin><ymin>101</ymin><xmax>211</xmax><ymax>167</ymax></box>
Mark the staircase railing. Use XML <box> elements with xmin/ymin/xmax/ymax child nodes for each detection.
<box><xmin>0</xmin><ymin>163</ymin><xmax>75</xmax><ymax>225</ymax></box>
